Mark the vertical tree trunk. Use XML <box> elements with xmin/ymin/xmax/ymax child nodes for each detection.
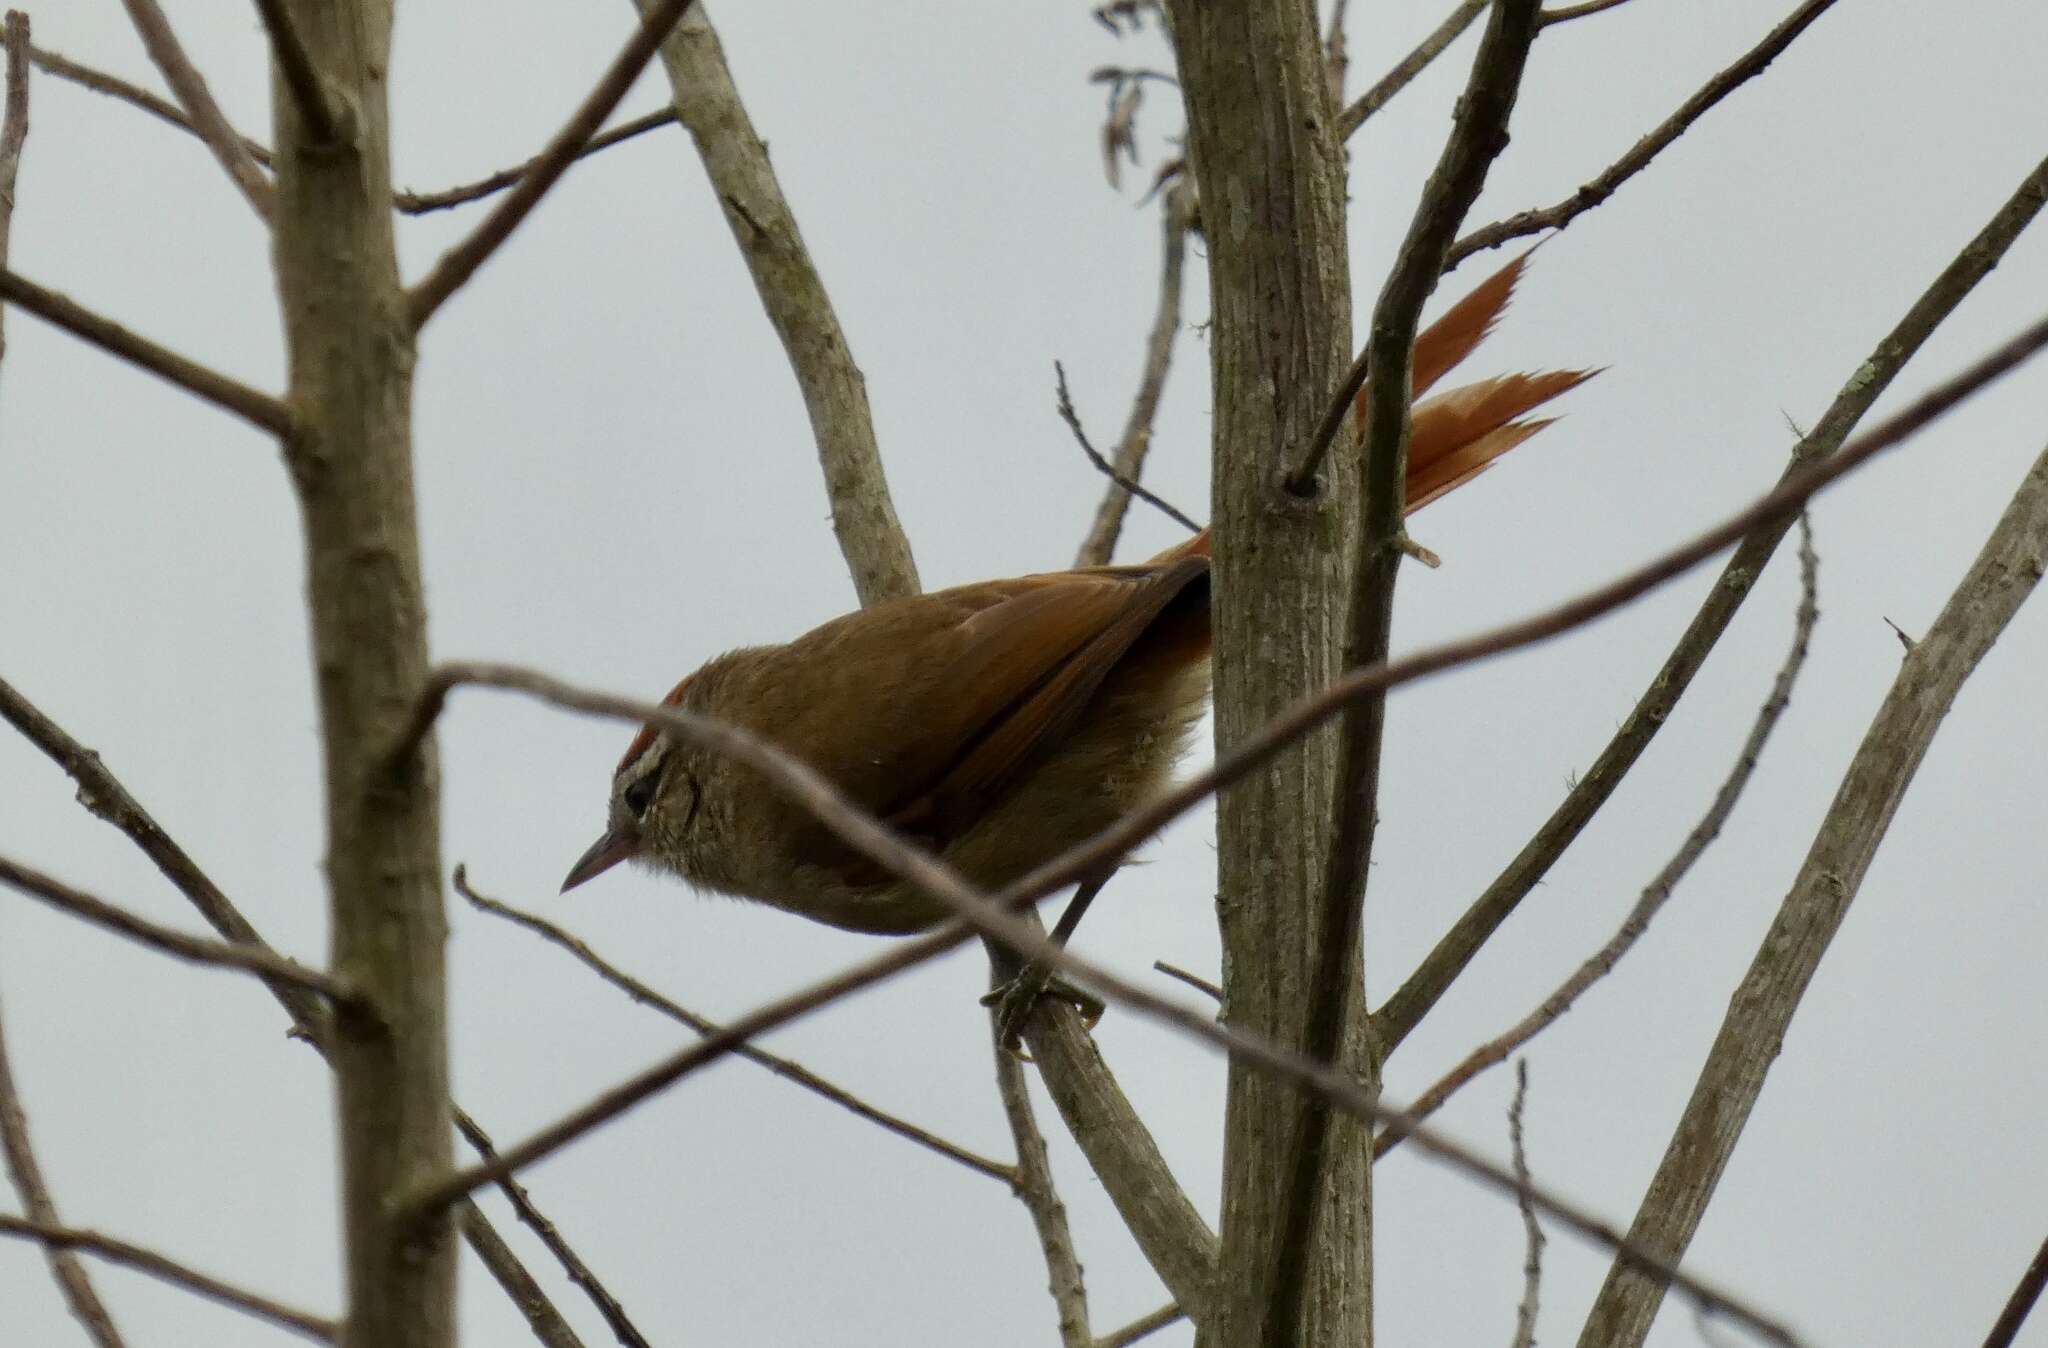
<box><xmin>1164</xmin><ymin>2</ymin><xmax>1368</xmax><ymax>1345</ymax></box>
<box><xmin>271</xmin><ymin>5</ymin><xmax>455</xmax><ymax>1346</ymax></box>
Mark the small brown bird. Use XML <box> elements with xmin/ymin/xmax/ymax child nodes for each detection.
<box><xmin>563</xmin><ymin>255</ymin><xmax>1593</xmax><ymax>972</ymax></box>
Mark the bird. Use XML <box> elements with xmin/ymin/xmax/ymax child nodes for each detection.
<box><xmin>562</xmin><ymin>252</ymin><xmax>1593</xmax><ymax>1035</ymax></box>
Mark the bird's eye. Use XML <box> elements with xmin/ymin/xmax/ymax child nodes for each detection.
<box><xmin>623</xmin><ymin>769</ymin><xmax>661</xmax><ymax>819</ymax></box>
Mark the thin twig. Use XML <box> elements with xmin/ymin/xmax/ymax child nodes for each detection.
<box><xmin>1336</xmin><ymin>0</ymin><xmax>1489</xmax><ymax>140</ymax></box>
<box><xmin>450</xmin><ymin>1110</ymin><xmax>653</xmax><ymax>1348</ymax></box>
<box><xmin>407</xmin><ymin>0</ymin><xmax>699</xmax><ymax>328</ymax></box>
<box><xmin>1380</xmin><ymin>514</ymin><xmax>1817</xmax><ymax>1156</ymax></box>
<box><xmin>1580</xmin><ymin>440</ymin><xmax>2048</xmax><ymax>1348</ymax></box>
<box><xmin>27</xmin><ymin>44</ymin><xmax>264</xmax><ymax>157</ymax></box>
<box><xmin>1983</xmin><ymin>1231</ymin><xmax>2048</xmax><ymax>1348</ymax></box>
<box><xmin>396</xmin><ymin>110</ymin><xmax>678</xmax><ymax>213</ymax></box>
<box><xmin>1508</xmin><ymin>1059</ymin><xmax>1543</xmax><ymax>1348</ymax></box>
<box><xmin>0</xmin><ymin>994</ymin><xmax>128</xmax><ymax>1348</ymax></box>
<box><xmin>644</xmin><ymin>4</ymin><xmax>920</xmax><ymax>606</ymax></box>
<box><xmin>391</xmin><ymin>668</ymin><xmax>1800</xmax><ymax>1347</ymax></box>
<box><xmin>0</xmin><ymin>680</ymin><xmax>592</xmax><ymax>1348</ymax></box>
<box><xmin>0</xmin><ymin>1214</ymin><xmax>336</xmax><ymax>1341</ymax></box>
<box><xmin>454</xmin><ymin>866</ymin><xmax>1013</xmax><ymax>1185</ymax></box>
<box><xmin>1096</xmin><ymin>1301</ymin><xmax>1186</xmax><ymax>1348</ymax></box>
<box><xmin>1077</xmin><ymin>182</ymin><xmax>1197</xmax><ymax>565</ymax></box>
<box><xmin>248</xmin><ymin>0</ymin><xmax>339</xmax><ymax>143</ymax></box>
<box><xmin>1153</xmin><ymin>961</ymin><xmax>1222</xmax><ymax>1002</ymax></box>
<box><xmin>1373</xmin><ymin>148</ymin><xmax>2048</xmax><ymax>1054</ymax></box>
<box><xmin>988</xmin><ymin>952</ymin><xmax>1092</xmax><ymax>1347</ymax></box>
<box><xmin>0</xmin><ymin>854</ymin><xmax>358</xmax><ymax>1005</ymax></box>
<box><xmin>0</xmin><ymin>268</ymin><xmax>291</xmax><ymax>435</ymax></box>
<box><xmin>1323</xmin><ymin>0</ymin><xmax>1352</xmax><ymax>105</ymax></box>
<box><xmin>1057</xmin><ymin>359</ymin><xmax>1201</xmax><ymax>538</ymax></box>
<box><xmin>115</xmin><ymin>0</ymin><xmax>272</xmax><ymax>220</ymax></box>
<box><xmin>1537</xmin><ymin>0</ymin><xmax>1639</xmax><ymax>27</ymax></box>
<box><xmin>0</xmin><ymin>9</ymin><xmax>30</xmax><ymax>371</ymax></box>
<box><xmin>1447</xmin><ymin>0</ymin><xmax>1845</xmax><ymax>269</ymax></box>
<box><xmin>1272</xmin><ymin>0</ymin><xmax>1542</xmax><ymax>1325</ymax></box>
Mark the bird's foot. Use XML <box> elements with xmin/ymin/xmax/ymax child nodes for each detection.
<box><xmin>981</xmin><ymin>964</ymin><xmax>1105</xmax><ymax>1059</ymax></box>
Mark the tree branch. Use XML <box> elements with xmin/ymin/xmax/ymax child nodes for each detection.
<box><xmin>638</xmin><ymin>1</ymin><xmax>920</xmax><ymax>605</ymax></box>
<box><xmin>0</xmin><ymin>679</ymin><xmax>593</xmax><ymax>1348</ymax></box>
<box><xmin>1537</xmin><ymin>0</ymin><xmax>1640</xmax><ymax>28</ymax></box>
<box><xmin>455</xmin><ymin>866</ymin><xmax>1013</xmax><ymax>1185</ymax></box>
<box><xmin>0</xmin><ymin>9</ymin><xmax>30</xmax><ymax>371</ymax></box>
<box><xmin>1076</xmin><ymin>182</ymin><xmax>1198</xmax><ymax>565</ymax></box>
<box><xmin>1273</xmin><ymin>1</ymin><xmax>1540</xmax><ymax>1332</ymax></box>
<box><xmin>395</xmin><ymin>110</ymin><xmax>677</xmax><ymax>214</ymax></box>
<box><xmin>115</xmin><ymin>0</ymin><xmax>273</xmax><ymax>220</ymax></box>
<box><xmin>1379</xmin><ymin>515</ymin><xmax>1817</xmax><ymax>1157</ymax></box>
<box><xmin>1508</xmin><ymin>1059</ymin><xmax>1543</xmax><ymax>1348</ymax></box>
<box><xmin>1374</xmin><ymin>148</ymin><xmax>2048</xmax><ymax>1053</ymax></box>
<box><xmin>1335</xmin><ymin>0</ymin><xmax>1489</xmax><ymax>140</ymax></box>
<box><xmin>1058</xmin><ymin>357</ymin><xmax>1201</xmax><ymax>546</ymax></box>
<box><xmin>1577</xmin><ymin>440</ymin><xmax>2048</xmax><ymax>1348</ymax></box>
<box><xmin>0</xmin><ymin>267</ymin><xmax>292</xmax><ymax>435</ymax></box>
<box><xmin>1983</xmin><ymin>1230</ymin><xmax>2048</xmax><ymax>1348</ymax></box>
<box><xmin>0</xmin><ymin>1213</ymin><xmax>336</xmax><ymax>1342</ymax></box>
<box><xmin>249</xmin><ymin>0</ymin><xmax>339</xmax><ymax>145</ymax></box>
<box><xmin>407</xmin><ymin>0</ymin><xmax>699</xmax><ymax>328</ymax></box>
<box><xmin>0</xmin><ymin>854</ymin><xmax>359</xmax><ymax>1005</ymax></box>
<box><xmin>0</xmin><ymin>993</ymin><xmax>128</xmax><ymax>1348</ymax></box>
<box><xmin>1095</xmin><ymin>1302</ymin><xmax>1185</xmax><ymax>1348</ymax></box>
<box><xmin>1446</xmin><ymin>0</ymin><xmax>1845</xmax><ymax>270</ymax></box>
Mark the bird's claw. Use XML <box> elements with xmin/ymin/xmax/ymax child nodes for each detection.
<box><xmin>981</xmin><ymin>965</ymin><xmax>1105</xmax><ymax>1059</ymax></box>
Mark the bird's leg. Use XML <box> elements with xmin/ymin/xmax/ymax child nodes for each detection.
<box><xmin>981</xmin><ymin>870</ymin><xmax>1116</xmax><ymax>1056</ymax></box>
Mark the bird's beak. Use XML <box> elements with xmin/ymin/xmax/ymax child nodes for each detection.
<box><xmin>561</xmin><ymin>825</ymin><xmax>638</xmax><ymax>893</ymax></box>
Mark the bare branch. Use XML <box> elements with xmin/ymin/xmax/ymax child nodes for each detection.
<box><xmin>455</xmin><ymin>866</ymin><xmax>1014</xmax><ymax>1184</ymax></box>
<box><xmin>1096</xmin><ymin>1302</ymin><xmax>1186</xmax><ymax>1348</ymax></box>
<box><xmin>1579</xmin><ymin>441</ymin><xmax>2048</xmax><ymax>1348</ymax></box>
<box><xmin>1076</xmin><ymin>183</ymin><xmax>1198</xmax><ymax>565</ymax></box>
<box><xmin>1273</xmin><ymin>0</ymin><xmax>1541</xmax><ymax>1323</ymax></box>
<box><xmin>1508</xmin><ymin>1060</ymin><xmax>1543</xmax><ymax>1348</ymax></box>
<box><xmin>1058</xmin><ymin>358</ymin><xmax>1202</xmax><ymax>542</ymax></box>
<box><xmin>1537</xmin><ymin>0</ymin><xmax>1640</xmax><ymax>27</ymax></box>
<box><xmin>0</xmin><ymin>9</ymin><xmax>29</xmax><ymax>370</ymax></box>
<box><xmin>1380</xmin><ymin>514</ymin><xmax>1817</xmax><ymax>1156</ymax></box>
<box><xmin>988</xmin><ymin>953</ymin><xmax>1092</xmax><ymax>1347</ymax></box>
<box><xmin>1374</xmin><ymin>148</ymin><xmax>2048</xmax><ymax>1054</ymax></box>
<box><xmin>388</xmin><ymin>662</ymin><xmax>1797</xmax><ymax>1348</ymax></box>
<box><xmin>1984</xmin><ymin>1231</ymin><xmax>2048</xmax><ymax>1348</ymax></box>
<box><xmin>395</xmin><ymin>110</ymin><xmax>678</xmax><ymax>214</ymax></box>
<box><xmin>0</xmin><ymin>1214</ymin><xmax>336</xmax><ymax>1342</ymax></box>
<box><xmin>249</xmin><ymin>0</ymin><xmax>340</xmax><ymax>144</ymax></box>
<box><xmin>0</xmin><ymin>854</ymin><xmax>359</xmax><ymax>1006</ymax></box>
<box><xmin>28</xmin><ymin>43</ymin><xmax>256</xmax><ymax>155</ymax></box>
<box><xmin>0</xmin><ymin>995</ymin><xmax>128</xmax><ymax>1348</ymax></box>
<box><xmin>0</xmin><ymin>679</ymin><xmax>592</xmax><ymax>1348</ymax></box>
<box><xmin>1447</xmin><ymin>0</ymin><xmax>1845</xmax><ymax>269</ymax></box>
<box><xmin>1153</xmin><ymin>961</ymin><xmax>1222</xmax><ymax>1002</ymax></box>
<box><xmin>1335</xmin><ymin>0</ymin><xmax>1489</xmax><ymax>140</ymax></box>
<box><xmin>640</xmin><ymin>3</ymin><xmax>920</xmax><ymax>605</ymax></box>
<box><xmin>407</xmin><ymin>0</ymin><xmax>699</xmax><ymax>329</ymax></box>
<box><xmin>1323</xmin><ymin>0</ymin><xmax>1352</xmax><ymax>105</ymax></box>
<box><xmin>116</xmin><ymin>0</ymin><xmax>273</xmax><ymax>220</ymax></box>
<box><xmin>0</xmin><ymin>267</ymin><xmax>291</xmax><ymax>435</ymax></box>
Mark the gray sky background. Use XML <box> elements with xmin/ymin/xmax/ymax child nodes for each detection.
<box><xmin>4</xmin><ymin>3</ymin><xmax>2047</xmax><ymax>1346</ymax></box>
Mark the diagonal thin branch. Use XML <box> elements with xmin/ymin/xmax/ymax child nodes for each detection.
<box><xmin>1578</xmin><ymin>439</ymin><xmax>2048</xmax><ymax>1348</ymax></box>
<box><xmin>1374</xmin><ymin>146</ymin><xmax>2048</xmax><ymax>1054</ymax></box>
<box><xmin>391</xmin><ymin>664</ymin><xmax>1798</xmax><ymax>1347</ymax></box>
<box><xmin>0</xmin><ymin>994</ymin><xmax>128</xmax><ymax>1348</ymax></box>
<box><xmin>638</xmin><ymin>1</ymin><xmax>919</xmax><ymax>605</ymax></box>
<box><xmin>1272</xmin><ymin>0</ymin><xmax>1541</xmax><ymax>1328</ymax></box>
<box><xmin>1447</xmin><ymin>0</ymin><xmax>1845</xmax><ymax>270</ymax></box>
<box><xmin>407</xmin><ymin>0</ymin><xmax>699</xmax><ymax>329</ymax></box>
<box><xmin>0</xmin><ymin>680</ymin><xmax>593</xmax><ymax>1348</ymax></box>
<box><xmin>0</xmin><ymin>268</ymin><xmax>292</xmax><ymax>435</ymax></box>
<box><xmin>1096</xmin><ymin>1302</ymin><xmax>1186</xmax><ymax>1348</ymax></box>
<box><xmin>1058</xmin><ymin>359</ymin><xmax>1201</xmax><ymax>542</ymax></box>
<box><xmin>1983</xmin><ymin>1230</ymin><xmax>2048</xmax><ymax>1348</ymax></box>
<box><xmin>0</xmin><ymin>8</ymin><xmax>30</xmax><ymax>371</ymax></box>
<box><xmin>987</xmin><ymin>949</ymin><xmax>1092</xmax><ymax>1348</ymax></box>
<box><xmin>1076</xmin><ymin>181</ymin><xmax>1199</xmax><ymax>566</ymax></box>
<box><xmin>1537</xmin><ymin>0</ymin><xmax>1640</xmax><ymax>28</ymax></box>
<box><xmin>1336</xmin><ymin>0</ymin><xmax>1489</xmax><ymax>140</ymax></box>
<box><xmin>0</xmin><ymin>854</ymin><xmax>359</xmax><ymax>1006</ymax></box>
<box><xmin>1508</xmin><ymin>1059</ymin><xmax>1543</xmax><ymax>1348</ymax></box>
<box><xmin>249</xmin><ymin>0</ymin><xmax>339</xmax><ymax>144</ymax></box>
<box><xmin>1380</xmin><ymin>515</ymin><xmax>1818</xmax><ymax>1157</ymax></box>
<box><xmin>115</xmin><ymin>0</ymin><xmax>272</xmax><ymax>220</ymax></box>
<box><xmin>395</xmin><ymin>110</ymin><xmax>678</xmax><ymax>214</ymax></box>
<box><xmin>0</xmin><ymin>1213</ymin><xmax>335</xmax><ymax>1342</ymax></box>
<box><xmin>455</xmin><ymin>866</ymin><xmax>1014</xmax><ymax>1185</ymax></box>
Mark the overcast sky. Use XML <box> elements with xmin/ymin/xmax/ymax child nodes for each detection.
<box><xmin>4</xmin><ymin>3</ymin><xmax>2047</xmax><ymax>1346</ymax></box>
